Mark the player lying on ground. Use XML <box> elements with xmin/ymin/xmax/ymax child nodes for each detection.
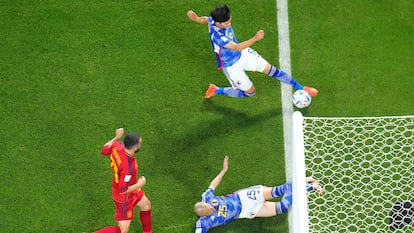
<box><xmin>187</xmin><ymin>5</ymin><xmax>318</xmax><ymax>99</ymax></box>
<box><xmin>194</xmin><ymin>156</ymin><xmax>324</xmax><ymax>233</ymax></box>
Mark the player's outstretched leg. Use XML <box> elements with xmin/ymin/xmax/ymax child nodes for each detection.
<box><xmin>267</xmin><ymin>65</ymin><xmax>318</xmax><ymax>96</ymax></box>
<box><xmin>268</xmin><ymin>178</ymin><xmax>323</xmax><ymax>216</ymax></box>
<box><xmin>275</xmin><ymin>192</ymin><xmax>292</xmax><ymax>215</ymax></box>
<box><xmin>204</xmin><ymin>84</ymin><xmax>256</xmax><ymax>99</ymax></box>
<box><xmin>303</xmin><ymin>87</ymin><xmax>319</xmax><ymax>97</ymax></box>
<box><xmin>271</xmin><ymin>183</ymin><xmax>292</xmax><ymax>198</ymax></box>
<box><xmin>205</xmin><ymin>84</ymin><xmax>219</xmax><ymax>99</ymax></box>
<box><xmin>271</xmin><ymin>178</ymin><xmax>324</xmax><ymax>197</ymax></box>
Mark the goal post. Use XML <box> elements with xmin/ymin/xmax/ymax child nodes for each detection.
<box><xmin>290</xmin><ymin>111</ymin><xmax>414</xmax><ymax>233</ymax></box>
<box><xmin>291</xmin><ymin>111</ymin><xmax>309</xmax><ymax>233</ymax></box>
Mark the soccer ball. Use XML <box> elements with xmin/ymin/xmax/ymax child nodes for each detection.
<box><xmin>292</xmin><ymin>90</ymin><xmax>311</xmax><ymax>108</ymax></box>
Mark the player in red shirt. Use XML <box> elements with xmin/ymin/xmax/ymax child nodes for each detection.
<box><xmin>94</xmin><ymin>128</ymin><xmax>152</xmax><ymax>233</ymax></box>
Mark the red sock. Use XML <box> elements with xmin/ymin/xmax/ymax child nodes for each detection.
<box><xmin>140</xmin><ymin>210</ymin><xmax>152</xmax><ymax>233</ymax></box>
<box><xmin>93</xmin><ymin>226</ymin><xmax>121</xmax><ymax>233</ymax></box>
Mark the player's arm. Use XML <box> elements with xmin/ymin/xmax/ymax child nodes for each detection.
<box><xmin>120</xmin><ymin>176</ymin><xmax>146</xmax><ymax>195</ymax></box>
<box><xmin>103</xmin><ymin>128</ymin><xmax>124</xmax><ymax>147</ymax></box>
<box><xmin>195</xmin><ymin>226</ymin><xmax>206</xmax><ymax>233</ymax></box>
<box><xmin>208</xmin><ymin>156</ymin><xmax>229</xmax><ymax>190</ymax></box>
<box><xmin>194</xmin><ymin>219</ymin><xmax>208</xmax><ymax>233</ymax></box>
<box><xmin>101</xmin><ymin>128</ymin><xmax>124</xmax><ymax>155</ymax></box>
<box><xmin>224</xmin><ymin>30</ymin><xmax>264</xmax><ymax>51</ymax></box>
<box><xmin>187</xmin><ymin>10</ymin><xmax>208</xmax><ymax>25</ymax></box>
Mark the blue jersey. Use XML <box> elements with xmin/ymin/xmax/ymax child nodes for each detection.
<box><xmin>194</xmin><ymin>188</ymin><xmax>242</xmax><ymax>233</ymax></box>
<box><xmin>208</xmin><ymin>17</ymin><xmax>241</xmax><ymax>69</ymax></box>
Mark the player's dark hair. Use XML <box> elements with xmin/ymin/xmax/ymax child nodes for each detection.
<box><xmin>210</xmin><ymin>5</ymin><xmax>231</xmax><ymax>23</ymax></box>
<box><xmin>124</xmin><ymin>133</ymin><xmax>141</xmax><ymax>149</ymax></box>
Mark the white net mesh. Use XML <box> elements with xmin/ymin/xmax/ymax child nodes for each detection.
<box><xmin>302</xmin><ymin>116</ymin><xmax>414</xmax><ymax>232</ymax></box>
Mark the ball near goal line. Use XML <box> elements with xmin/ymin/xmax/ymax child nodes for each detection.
<box><xmin>292</xmin><ymin>90</ymin><xmax>311</xmax><ymax>108</ymax></box>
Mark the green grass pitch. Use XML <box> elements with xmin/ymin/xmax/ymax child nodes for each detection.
<box><xmin>0</xmin><ymin>0</ymin><xmax>412</xmax><ymax>232</ymax></box>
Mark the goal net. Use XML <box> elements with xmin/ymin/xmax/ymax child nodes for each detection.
<box><xmin>291</xmin><ymin>111</ymin><xmax>414</xmax><ymax>233</ymax></box>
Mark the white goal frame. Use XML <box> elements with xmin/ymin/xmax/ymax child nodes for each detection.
<box><xmin>291</xmin><ymin>111</ymin><xmax>309</xmax><ymax>233</ymax></box>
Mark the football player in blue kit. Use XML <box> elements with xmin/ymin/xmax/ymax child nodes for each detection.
<box><xmin>193</xmin><ymin>156</ymin><xmax>324</xmax><ymax>233</ymax></box>
<box><xmin>187</xmin><ymin>5</ymin><xmax>319</xmax><ymax>99</ymax></box>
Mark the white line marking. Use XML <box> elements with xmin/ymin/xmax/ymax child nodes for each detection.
<box><xmin>276</xmin><ymin>0</ymin><xmax>295</xmax><ymax>232</ymax></box>
<box><xmin>276</xmin><ymin>0</ymin><xmax>293</xmax><ymax>180</ymax></box>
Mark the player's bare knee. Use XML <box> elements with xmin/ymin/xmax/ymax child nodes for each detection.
<box><xmin>243</xmin><ymin>85</ymin><xmax>256</xmax><ymax>97</ymax></box>
<box><xmin>262</xmin><ymin>187</ymin><xmax>274</xmax><ymax>200</ymax></box>
<box><xmin>138</xmin><ymin>197</ymin><xmax>152</xmax><ymax>210</ymax></box>
<box><xmin>244</xmin><ymin>90</ymin><xmax>256</xmax><ymax>97</ymax></box>
<box><xmin>144</xmin><ymin>199</ymin><xmax>152</xmax><ymax>210</ymax></box>
<box><xmin>118</xmin><ymin>221</ymin><xmax>131</xmax><ymax>233</ymax></box>
<box><xmin>245</xmin><ymin>85</ymin><xmax>256</xmax><ymax>93</ymax></box>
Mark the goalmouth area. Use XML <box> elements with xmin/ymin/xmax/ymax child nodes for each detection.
<box><xmin>291</xmin><ymin>112</ymin><xmax>414</xmax><ymax>232</ymax></box>
<box><xmin>277</xmin><ymin>1</ymin><xmax>414</xmax><ymax>232</ymax></box>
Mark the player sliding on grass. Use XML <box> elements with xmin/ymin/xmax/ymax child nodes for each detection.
<box><xmin>193</xmin><ymin>156</ymin><xmax>324</xmax><ymax>233</ymax></box>
<box><xmin>187</xmin><ymin>5</ymin><xmax>318</xmax><ymax>99</ymax></box>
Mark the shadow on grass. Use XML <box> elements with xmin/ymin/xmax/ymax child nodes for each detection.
<box><xmin>208</xmin><ymin>215</ymin><xmax>288</xmax><ymax>233</ymax></box>
<box><xmin>177</xmin><ymin>100</ymin><xmax>282</xmax><ymax>154</ymax></box>
<box><xmin>160</xmin><ymin>98</ymin><xmax>281</xmax><ymax>166</ymax></box>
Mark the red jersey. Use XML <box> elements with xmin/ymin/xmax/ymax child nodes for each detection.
<box><xmin>101</xmin><ymin>141</ymin><xmax>139</xmax><ymax>203</ymax></box>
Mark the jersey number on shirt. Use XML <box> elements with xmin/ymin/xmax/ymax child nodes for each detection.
<box><xmin>217</xmin><ymin>205</ymin><xmax>228</xmax><ymax>218</ymax></box>
<box><xmin>110</xmin><ymin>156</ymin><xmax>120</xmax><ymax>184</ymax></box>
